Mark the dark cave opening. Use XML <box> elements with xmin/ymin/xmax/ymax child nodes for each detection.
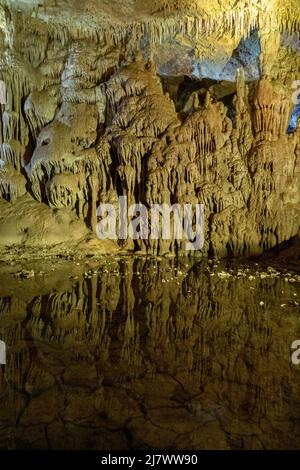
<box><xmin>160</xmin><ymin>75</ymin><xmax>237</xmax><ymax>126</ymax></box>
<box><xmin>159</xmin><ymin>29</ymin><xmax>261</xmax><ymax>127</ymax></box>
<box><xmin>158</xmin><ymin>28</ymin><xmax>261</xmax><ymax>129</ymax></box>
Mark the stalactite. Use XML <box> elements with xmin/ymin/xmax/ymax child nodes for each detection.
<box><xmin>0</xmin><ymin>161</ymin><xmax>26</xmax><ymax>202</ymax></box>
<box><xmin>252</xmin><ymin>79</ymin><xmax>292</xmax><ymax>139</ymax></box>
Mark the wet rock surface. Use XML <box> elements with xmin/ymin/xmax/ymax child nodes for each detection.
<box><xmin>0</xmin><ymin>255</ymin><xmax>300</xmax><ymax>450</ymax></box>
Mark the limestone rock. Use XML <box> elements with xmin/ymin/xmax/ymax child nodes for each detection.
<box><xmin>0</xmin><ymin>0</ymin><xmax>299</xmax><ymax>256</ymax></box>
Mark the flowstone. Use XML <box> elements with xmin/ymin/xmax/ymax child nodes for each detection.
<box><xmin>0</xmin><ymin>0</ymin><xmax>299</xmax><ymax>256</ymax></box>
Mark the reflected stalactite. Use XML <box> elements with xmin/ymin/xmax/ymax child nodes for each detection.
<box><xmin>0</xmin><ymin>258</ymin><xmax>299</xmax><ymax>449</ymax></box>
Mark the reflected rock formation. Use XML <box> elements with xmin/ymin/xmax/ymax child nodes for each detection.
<box><xmin>0</xmin><ymin>1</ymin><xmax>300</xmax><ymax>255</ymax></box>
<box><xmin>0</xmin><ymin>258</ymin><xmax>300</xmax><ymax>450</ymax></box>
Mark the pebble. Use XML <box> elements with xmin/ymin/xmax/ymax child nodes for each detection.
<box><xmin>14</xmin><ymin>269</ymin><xmax>35</xmax><ymax>279</ymax></box>
<box><xmin>217</xmin><ymin>271</ymin><xmax>231</xmax><ymax>278</ymax></box>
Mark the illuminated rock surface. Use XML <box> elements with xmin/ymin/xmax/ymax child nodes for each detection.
<box><xmin>0</xmin><ymin>0</ymin><xmax>299</xmax><ymax>256</ymax></box>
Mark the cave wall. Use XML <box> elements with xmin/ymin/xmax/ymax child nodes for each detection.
<box><xmin>0</xmin><ymin>0</ymin><xmax>300</xmax><ymax>256</ymax></box>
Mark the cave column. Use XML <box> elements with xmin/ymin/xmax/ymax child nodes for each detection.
<box><xmin>89</xmin><ymin>174</ymin><xmax>99</xmax><ymax>233</ymax></box>
<box><xmin>258</xmin><ymin>16</ymin><xmax>280</xmax><ymax>77</ymax></box>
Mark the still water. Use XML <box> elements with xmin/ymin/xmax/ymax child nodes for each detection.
<box><xmin>0</xmin><ymin>256</ymin><xmax>300</xmax><ymax>450</ymax></box>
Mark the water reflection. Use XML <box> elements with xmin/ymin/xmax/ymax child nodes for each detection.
<box><xmin>0</xmin><ymin>257</ymin><xmax>300</xmax><ymax>450</ymax></box>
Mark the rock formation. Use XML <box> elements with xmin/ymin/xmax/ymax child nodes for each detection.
<box><xmin>0</xmin><ymin>0</ymin><xmax>300</xmax><ymax>257</ymax></box>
